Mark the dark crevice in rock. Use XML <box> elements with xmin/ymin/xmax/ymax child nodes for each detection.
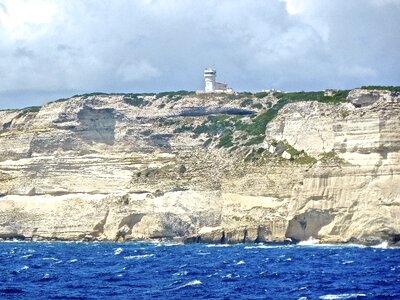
<box><xmin>92</xmin><ymin>209</ymin><xmax>110</xmax><ymax>236</ymax></box>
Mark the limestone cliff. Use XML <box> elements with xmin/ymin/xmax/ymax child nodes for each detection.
<box><xmin>0</xmin><ymin>89</ymin><xmax>399</xmax><ymax>245</ymax></box>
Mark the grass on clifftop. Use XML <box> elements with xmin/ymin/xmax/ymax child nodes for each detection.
<box><xmin>360</xmin><ymin>86</ymin><xmax>400</xmax><ymax>92</ymax></box>
<box><xmin>274</xmin><ymin>90</ymin><xmax>350</xmax><ymax>105</ymax></box>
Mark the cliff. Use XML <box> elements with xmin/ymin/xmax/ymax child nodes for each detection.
<box><xmin>0</xmin><ymin>89</ymin><xmax>399</xmax><ymax>245</ymax></box>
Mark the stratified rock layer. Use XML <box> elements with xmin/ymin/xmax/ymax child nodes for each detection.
<box><xmin>0</xmin><ymin>90</ymin><xmax>399</xmax><ymax>245</ymax></box>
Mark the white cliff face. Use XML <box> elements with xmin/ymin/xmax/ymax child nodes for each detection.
<box><xmin>265</xmin><ymin>90</ymin><xmax>400</xmax><ymax>244</ymax></box>
<box><xmin>0</xmin><ymin>90</ymin><xmax>399</xmax><ymax>245</ymax></box>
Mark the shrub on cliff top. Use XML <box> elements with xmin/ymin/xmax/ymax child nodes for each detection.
<box><xmin>124</xmin><ymin>95</ymin><xmax>150</xmax><ymax>107</ymax></box>
<box><xmin>360</xmin><ymin>86</ymin><xmax>400</xmax><ymax>92</ymax></box>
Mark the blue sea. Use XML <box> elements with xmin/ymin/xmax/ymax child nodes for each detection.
<box><xmin>0</xmin><ymin>242</ymin><xmax>399</xmax><ymax>299</ymax></box>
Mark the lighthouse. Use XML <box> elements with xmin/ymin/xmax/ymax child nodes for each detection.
<box><xmin>204</xmin><ymin>68</ymin><xmax>216</xmax><ymax>93</ymax></box>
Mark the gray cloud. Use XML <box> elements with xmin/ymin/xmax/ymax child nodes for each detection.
<box><xmin>0</xmin><ymin>0</ymin><xmax>399</xmax><ymax>109</ymax></box>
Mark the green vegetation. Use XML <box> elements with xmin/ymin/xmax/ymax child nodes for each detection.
<box><xmin>271</xmin><ymin>140</ymin><xmax>317</xmax><ymax>165</ymax></box>
<box><xmin>155</xmin><ymin>90</ymin><xmax>194</xmax><ymax>99</ymax></box>
<box><xmin>274</xmin><ymin>90</ymin><xmax>350</xmax><ymax>105</ymax></box>
<box><xmin>178</xmin><ymin>164</ymin><xmax>187</xmax><ymax>174</ymax></box>
<box><xmin>218</xmin><ymin>131</ymin><xmax>234</xmax><ymax>148</ymax></box>
<box><xmin>243</xmin><ymin>135</ymin><xmax>265</xmax><ymax>146</ymax></box>
<box><xmin>339</xmin><ymin>108</ymin><xmax>350</xmax><ymax>119</ymax></box>
<box><xmin>173</xmin><ymin>125</ymin><xmax>194</xmax><ymax>133</ymax></box>
<box><xmin>251</xmin><ymin>103</ymin><xmax>263</xmax><ymax>109</ymax></box>
<box><xmin>123</xmin><ymin>94</ymin><xmax>150</xmax><ymax>107</ymax></box>
<box><xmin>319</xmin><ymin>150</ymin><xmax>345</xmax><ymax>164</ymax></box>
<box><xmin>18</xmin><ymin>106</ymin><xmax>41</xmax><ymax>116</ymax></box>
<box><xmin>203</xmin><ymin>138</ymin><xmax>212</xmax><ymax>147</ymax></box>
<box><xmin>254</xmin><ymin>92</ymin><xmax>269</xmax><ymax>99</ymax></box>
<box><xmin>159</xmin><ymin>118</ymin><xmax>180</xmax><ymax>126</ymax></box>
<box><xmin>360</xmin><ymin>86</ymin><xmax>400</xmax><ymax>92</ymax></box>
<box><xmin>240</xmin><ymin>98</ymin><xmax>254</xmax><ymax>107</ymax></box>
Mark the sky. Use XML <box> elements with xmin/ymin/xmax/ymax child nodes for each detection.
<box><xmin>0</xmin><ymin>0</ymin><xmax>399</xmax><ymax>109</ymax></box>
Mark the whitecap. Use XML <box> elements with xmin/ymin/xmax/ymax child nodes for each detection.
<box><xmin>341</xmin><ymin>260</ymin><xmax>354</xmax><ymax>265</ymax></box>
<box><xmin>42</xmin><ymin>257</ymin><xmax>58</xmax><ymax>261</ymax></box>
<box><xmin>68</xmin><ymin>259</ymin><xmax>78</xmax><ymax>263</ymax></box>
<box><xmin>244</xmin><ymin>245</ymin><xmax>276</xmax><ymax>249</ymax></box>
<box><xmin>236</xmin><ymin>260</ymin><xmax>245</xmax><ymax>265</ymax></box>
<box><xmin>20</xmin><ymin>266</ymin><xmax>29</xmax><ymax>271</ymax></box>
<box><xmin>173</xmin><ymin>271</ymin><xmax>188</xmax><ymax>276</ymax></box>
<box><xmin>372</xmin><ymin>241</ymin><xmax>388</xmax><ymax>249</ymax></box>
<box><xmin>41</xmin><ymin>273</ymin><xmax>51</xmax><ymax>280</ymax></box>
<box><xmin>180</xmin><ymin>280</ymin><xmax>202</xmax><ymax>288</ymax></box>
<box><xmin>123</xmin><ymin>254</ymin><xmax>154</xmax><ymax>260</ymax></box>
<box><xmin>319</xmin><ymin>293</ymin><xmax>366</xmax><ymax>299</ymax></box>
<box><xmin>156</xmin><ymin>242</ymin><xmax>182</xmax><ymax>247</ymax></box>
<box><xmin>286</xmin><ymin>258</ymin><xmax>292</xmax><ymax>261</ymax></box>
<box><xmin>22</xmin><ymin>254</ymin><xmax>33</xmax><ymax>259</ymax></box>
<box><xmin>197</xmin><ymin>252</ymin><xmax>211</xmax><ymax>256</ymax></box>
<box><xmin>114</xmin><ymin>248</ymin><xmax>123</xmax><ymax>255</ymax></box>
<box><xmin>298</xmin><ymin>237</ymin><xmax>320</xmax><ymax>246</ymax></box>
<box><xmin>206</xmin><ymin>244</ymin><xmax>231</xmax><ymax>247</ymax></box>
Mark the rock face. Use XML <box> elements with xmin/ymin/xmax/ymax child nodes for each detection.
<box><xmin>0</xmin><ymin>90</ymin><xmax>399</xmax><ymax>245</ymax></box>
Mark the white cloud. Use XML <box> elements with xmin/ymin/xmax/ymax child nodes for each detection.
<box><xmin>0</xmin><ymin>0</ymin><xmax>58</xmax><ymax>40</ymax></box>
<box><xmin>0</xmin><ymin>0</ymin><xmax>399</xmax><ymax>108</ymax></box>
<box><xmin>116</xmin><ymin>61</ymin><xmax>161</xmax><ymax>82</ymax></box>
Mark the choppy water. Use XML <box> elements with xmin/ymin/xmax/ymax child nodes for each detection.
<box><xmin>0</xmin><ymin>242</ymin><xmax>399</xmax><ymax>299</ymax></box>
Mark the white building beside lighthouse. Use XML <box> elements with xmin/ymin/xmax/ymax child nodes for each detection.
<box><xmin>203</xmin><ymin>68</ymin><xmax>233</xmax><ymax>93</ymax></box>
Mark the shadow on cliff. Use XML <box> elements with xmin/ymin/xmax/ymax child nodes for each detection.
<box><xmin>77</xmin><ymin>106</ymin><xmax>116</xmax><ymax>145</ymax></box>
<box><xmin>285</xmin><ymin>210</ymin><xmax>334</xmax><ymax>242</ymax></box>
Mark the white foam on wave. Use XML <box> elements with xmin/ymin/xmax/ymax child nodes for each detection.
<box><xmin>178</xmin><ymin>280</ymin><xmax>202</xmax><ymax>289</ymax></box>
<box><xmin>244</xmin><ymin>245</ymin><xmax>277</xmax><ymax>249</ymax></box>
<box><xmin>236</xmin><ymin>260</ymin><xmax>245</xmax><ymax>265</ymax></box>
<box><xmin>298</xmin><ymin>237</ymin><xmax>320</xmax><ymax>246</ymax></box>
<box><xmin>319</xmin><ymin>293</ymin><xmax>366</xmax><ymax>299</ymax></box>
<box><xmin>206</xmin><ymin>244</ymin><xmax>231</xmax><ymax>247</ymax></box>
<box><xmin>114</xmin><ymin>248</ymin><xmax>123</xmax><ymax>255</ymax></box>
<box><xmin>173</xmin><ymin>270</ymin><xmax>188</xmax><ymax>276</ymax></box>
<box><xmin>372</xmin><ymin>241</ymin><xmax>388</xmax><ymax>249</ymax></box>
<box><xmin>20</xmin><ymin>265</ymin><xmax>29</xmax><ymax>271</ymax></box>
<box><xmin>22</xmin><ymin>254</ymin><xmax>33</xmax><ymax>259</ymax></box>
<box><xmin>155</xmin><ymin>242</ymin><xmax>182</xmax><ymax>247</ymax></box>
<box><xmin>124</xmin><ymin>254</ymin><xmax>154</xmax><ymax>260</ymax></box>
<box><xmin>341</xmin><ymin>260</ymin><xmax>354</xmax><ymax>265</ymax></box>
<box><xmin>68</xmin><ymin>259</ymin><xmax>78</xmax><ymax>263</ymax></box>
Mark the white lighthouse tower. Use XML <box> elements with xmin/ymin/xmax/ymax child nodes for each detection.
<box><xmin>204</xmin><ymin>68</ymin><xmax>216</xmax><ymax>93</ymax></box>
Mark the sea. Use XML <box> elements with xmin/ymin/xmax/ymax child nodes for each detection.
<box><xmin>0</xmin><ymin>241</ymin><xmax>399</xmax><ymax>299</ymax></box>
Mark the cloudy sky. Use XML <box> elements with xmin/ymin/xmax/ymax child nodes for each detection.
<box><xmin>0</xmin><ymin>0</ymin><xmax>399</xmax><ymax>109</ymax></box>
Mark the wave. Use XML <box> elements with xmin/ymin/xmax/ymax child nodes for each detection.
<box><xmin>123</xmin><ymin>254</ymin><xmax>154</xmax><ymax>260</ymax></box>
<box><xmin>236</xmin><ymin>260</ymin><xmax>245</xmax><ymax>265</ymax></box>
<box><xmin>114</xmin><ymin>248</ymin><xmax>123</xmax><ymax>255</ymax></box>
<box><xmin>178</xmin><ymin>280</ymin><xmax>202</xmax><ymax>289</ymax></box>
<box><xmin>244</xmin><ymin>245</ymin><xmax>278</xmax><ymax>249</ymax></box>
<box><xmin>155</xmin><ymin>242</ymin><xmax>183</xmax><ymax>247</ymax></box>
<box><xmin>371</xmin><ymin>241</ymin><xmax>388</xmax><ymax>249</ymax></box>
<box><xmin>298</xmin><ymin>237</ymin><xmax>320</xmax><ymax>246</ymax></box>
<box><xmin>319</xmin><ymin>293</ymin><xmax>366</xmax><ymax>299</ymax></box>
